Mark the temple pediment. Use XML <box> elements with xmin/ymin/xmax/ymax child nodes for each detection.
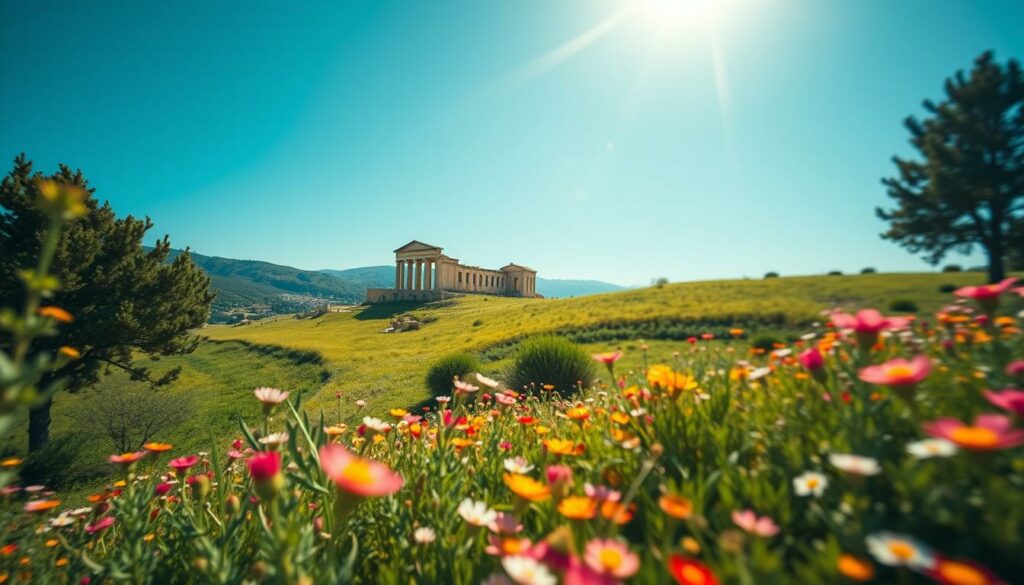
<box><xmin>393</xmin><ymin>240</ymin><xmax>443</xmax><ymax>254</ymax></box>
<box><xmin>500</xmin><ymin>263</ymin><xmax>535</xmax><ymax>273</ymax></box>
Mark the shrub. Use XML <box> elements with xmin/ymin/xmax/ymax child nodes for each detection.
<box><xmin>943</xmin><ymin>264</ymin><xmax>963</xmax><ymax>272</ymax></box>
<box><xmin>860</xmin><ymin>267</ymin><xmax>876</xmax><ymax>274</ymax></box>
<box><xmin>652</xmin><ymin>277</ymin><xmax>669</xmax><ymax>288</ymax></box>
<box><xmin>938</xmin><ymin>283</ymin><xmax>957</xmax><ymax>293</ymax></box>
<box><xmin>751</xmin><ymin>334</ymin><xmax>781</xmax><ymax>352</ymax></box>
<box><xmin>827</xmin><ymin>270</ymin><xmax>843</xmax><ymax>276</ymax></box>
<box><xmin>472</xmin><ymin>319</ymin><xmax>483</xmax><ymax>327</ymax></box>
<box><xmin>425</xmin><ymin>352</ymin><xmax>481</xmax><ymax>397</ymax></box>
<box><xmin>889</xmin><ymin>298</ymin><xmax>919</xmax><ymax>312</ymax></box>
<box><xmin>764</xmin><ymin>272</ymin><xmax>779</xmax><ymax>279</ymax></box>
<box><xmin>507</xmin><ymin>336</ymin><xmax>595</xmax><ymax>395</ymax></box>
<box><xmin>71</xmin><ymin>385</ymin><xmax>194</xmax><ymax>453</ymax></box>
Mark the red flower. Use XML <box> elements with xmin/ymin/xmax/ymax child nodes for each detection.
<box><xmin>668</xmin><ymin>555</ymin><xmax>718</xmax><ymax>585</ymax></box>
<box><xmin>85</xmin><ymin>516</ymin><xmax>115</xmax><ymax>534</ymax></box>
<box><xmin>168</xmin><ymin>455</ymin><xmax>199</xmax><ymax>473</ymax></box>
<box><xmin>248</xmin><ymin>451</ymin><xmax>282</xmax><ymax>482</ymax></box>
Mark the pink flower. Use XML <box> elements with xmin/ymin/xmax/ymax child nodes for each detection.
<box><xmin>108</xmin><ymin>452</ymin><xmax>146</xmax><ymax>465</ymax></box>
<box><xmin>1006</xmin><ymin>360</ymin><xmax>1024</xmax><ymax>379</ymax></box>
<box><xmin>318</xmin><ymin>444</ymin><xmax>403</xmax><ymax>497</ymax></box>
<box><xmin>591</xmin><ymin>351</ymin><xmax>623</xmax><ymax>365</ymax></box>
<box><xmin>924</xmin><ymin>414</ymin><xmax>1024</xmax><ymax>451</ymax></box>
<box><xmin>154</xmin><ymin>482</ymin><xmax>173</xmax><ymax>496</ymax></box>
<box><xmin>488</xmin><ymin>512</ymin><xmax>523</xmax><ymax>534</ymax></box>
<box><xmin>984</xmin><ymin>389</ymin><xmax>1024</xmax><ymax>416</ymax></box>
<box><xmin>583</xmin><ymin>539</ymin><xmax>640</xmax><ymax>579</ymax></box>
<box><xmin>545</xmin><ymin>464</ymin><xmax>573</xmax><ymax>486</ymax></box>
<box><xmin>168</xmin><ymin>455</ymin><xmax>199</xmax><ymax>473</ymax></box>
<box><xmin>495</xmin><ymin>393</ymin><xmax>517</xmax><ymax>406</ymax></box>
<box><xmin>85</xmin><ymin>516</ymin><xmax>115</xmax><ymax>534</ymax></box>
<box><xmin>798</xmin><ymin>348</ymin><xmax>824</xmax><ymax>371</ymax></box>
<box><xmin>955</xmin><ymin>278</ymin><xmax>1017</xmax><ymax>300</ymax></box>
<box><xmin>831</xmin><ymin>309</ymin><xmax>912</xmax><ymax>333</ymax></box>
<box><xmin>247</xmin><ymin>451</ymin><xmax>281</xmax><ymax>482</ymax></box>
<box><xmin>858</xmin><ymin>355</ymin><xmax>931</xmax><ymax>386</ymax></box>
<box><xmin>484</xmin><ymin>534</ymin><xmax>533</xmax><ymax>556</ymax></box>
<box><xmin>253</xmin><ymin>387</ymin><xmax>289</xmax><ymax>414</ymax></box>
<box><xmin>732</xmin><ymin>509</ymin><xmax>779</xmax><ymax>537</ymax></box>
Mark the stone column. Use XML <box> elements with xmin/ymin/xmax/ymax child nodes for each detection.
<box><xmin>424</xmin><ymin>259</ymin><xmax>432</xmax><ymax>291</ymax></box>
<box><xmin>414</xmin><ymin>259</ymin><xmax>422</xmax><ymax>290</ymax></box>
<box><xmin>395</xmin><ymin>260</ymin><xmax>403</xmax><ymax>289</ymax></box>
<box><xmin>433</xmin><ymin>258</ymin><xmax>440</xmax><ymax>289</ymax></box>
<box><xmin>406</xmin><ymin>261</ymin><xmax>414</xmax><ymax>290</ymax></box>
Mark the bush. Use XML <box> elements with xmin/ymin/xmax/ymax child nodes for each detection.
<box><xmin>425</xmin><ymin>353</ymin><xmax>481</xmax><ymax>397</ymax></box>
<box><xmin>472</xmin><ymin>319</ymin><xmax>483</xmax><ymax>327</ymax></box>
<box><xmin>507</xmin><ymin>336</ymin><xmax>595</xmax><ymax>395</ymax></box>
<box><xmin>827</xmin><ymin>270</ymin><xmax>843</xmax><ymax>276</ymax></box>
<box><xmin>71</xmin><ymin>385</ymin><xmax>194</xmax><ymax>453</ymax></box>
<box><xmin>942</xmin><ymin>264</ymin><xmax>963</xmax><ymax>272</ymax></box>
<box><xmin>751</xmin><ymin>334</ymin><xmax>782</xmax><ymax>352</ymax></box>
<box><xmin>764</xmin><ymin>272</ymin><xmax>779</xmax><ymax>279</ymax></box>
<box><xmin>889</xmin><ymin>298</ymin><xmax>919</xmax><ymax>313</ymax></box>
<box><xmin>938</xmin><ymin>283</ymin><xmax>957</xmax><ymax>293</ymax></box>
<box><xmin>860</xmin><ymin>267</ymin><xmax>876</xmax><ymax>274</ymax></box>
<box><xmin>652</xmin><ymin>277</ymin><xmax>669</xmax><ymax>288</ymax></box>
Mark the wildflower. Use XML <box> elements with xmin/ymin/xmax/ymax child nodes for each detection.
<box><xmin>565</xmin><ymin>406</ymin><xmax>590</xmax><ymax>422</ymax></box>
<box><xmin>924</xmin><ymin>557</ymin><xmax>1006</xmax><ymax>585</ymax></box>
<box><xmin>48</xmin><ymin>514</ymin><xmax>75</xmax><ymax>528</ymax></box>
<box><xmin>253</xmin><ymin>387</ymin><xmax>289</xmax><ymax>414</ymax></box>
<box><xmin>668</xmin><ymin>555</ymin><xmax>719</xmax><ymax>585</ymax></box>
<box><xmin>168</xmin><ymin>455</ymin><xmax>199</xmax><ymax>474</ymax></box>
<box><xmin>248</xmin><ymin>451</ymin><xmax>284</xmax><ymax>500</ymax></box>
<box><xmin>259</xmin><ymin>432</ymin><xmax>289</xmax><ymax>448</ymax></box>
<box><xmin>792</xmin><ymin>471</ymin><xmax>828</xmax><ymax>497</ymax></box>
<box><xmin>457</xmin><ymin>498</ymin><xmax>497</xmax><ymax>527</ymax></box>
<box><xmin>601</xmin><ymin>500</ymin><xmax>635</xmax><ymax>524</ymax></box>
<box><xmin>732</xmin><ymin>509</ymin><xmax>779</xmax><ymax>537</ymax></box>
<box><xmin>557</xmin><ymin>496</ymin><xmax>597</xmax><ymax>519</ymax></box>
<box><xmin>954</xmin><ymin>278</ymin><xmax>1017</xmax><ymax>313</ymax></box>
<box><xmin>362</xmin><ymin>417</ymin><xmax>392</xmax><ymax>434</ymax></box>
<box><xmin>503</xmin><ymin>473</ymin><xmax>551</xmax><ymax>502</ymax></box>
<box><xmin>477</xmin><ymin>373</ymin><xmax>501</xmax><ymax>388</ymax></box>
<box><xmin>865</xmin><ymin>532</ymin><xmax>935</xmax><ymax>570</ymax></box>
<box><xmin>154</xmin><ymin>482</ymin><xmax>173</xmax><ymax>496</ymax></box>
<box><xmin>831</xmin><ymin>309</ymin><xmax>911</xmax><ymax>348</ymax></box>
<box><xmin>58</xmin><ymin>346</ymin><xmax>80</xmax><ymax>358</ymax></box>
<box><xmin>730</xmin><ymin>328</ymin><xmax>745</xmax><ymax>337</ymax></box>
<box><xmin>858</xmin><ymin>355</ymin><xmax>931</xmax><ymax>387</ymax></box>
<box><xmin>37</xmin><ymin>306</ymin><xmax>73</xmax><ymax>323</ymax></box>
<box><xmin>836</xmin><ymin>554</ymin><xmax>875</xmax><ymax>582</ymax></box>
<box><xmin>983</xmin><ymin>389</ymin><xmax>1024</xmax><ymax>416</ymax></box>
<box><xmin>798</xmin><ymin>348</ymin><xmax>827</xmax><ymax>383</ymax></box>
<box><xmin>142</xmin><ymin>442</ymin><xmax>173</xmax><ymax>453</ymax></box>
<box><xmin>923</xmin><ymin>414</ymin><xmax>1024</xmax><ymax>451</ymax></box>
<box><xmin>413</xmin><ymin>526</ymin><xmax>436</xmax><ymax>544</ymax></box>
<box><xmin>906</xmin><ymin>438</ymin><xmax>958</xmax><ymax>459</ymax></box>
<box><xmin>829</xmin><ymin>453</ymin><xmax>881</xmax><ymax>476</ymax></box>
<box><xmin>454</xmin><ymin>380</ymin><xmax>479</xmax><ymax>394</ymax></box>
<box><xmin>488</xmin><ymin>512</ymin><xmax>523</xmax><ymax>535</ymax></box>
<box><xmin>647</xmin><ymin>365</ymin><xmax>698</xmax><ymax>396</ymax></box>
<box><xmin>659</xmin><ymin>493</ymin><xmax>693</xmax><ymax>519</ymax></box>
<box><xmin>545</xmin><ymin>465</ymin><xmax>573</xmax><ymax>488</ymax></box>
<box><xmin>501</xmin><ymin>556</ymin><xmax>556</xmax><ymax>585</ymax></box>
<box><xmin>85</xmin><ymin>516</ymin><xmax>115</xmax><ymax>534</ymax></box>
<box><xmin>496</xmin><ymin>392</ymin><xmax>517</xmax><ymax>406</ymax></box>
<box><xmin>748</xmin><ymin>367</ymin><xmax>772</xmax><ymax>382</ymax></box>
<box><xmin>486</xmin><ymin>535</ymin><xmax>533</xmax><ymax>556</ymax></box>
<box><xmin>583</xmin><ymin>539</ymin><xmax>639</xmax><ymax>579</ymax></box>
<box><xmin>319</xmin><ymin>444</ymin><xmax>403</xmax><ymax>497</ymax></box>
<box><xmin>108</xmin><ymin>452</ymin><xmax>146</xmax><ymax>465</ymax></box>
<box><xmin>23</xmin><ymin>500</ymin><xmax>60</xmax><ymax>513</ymax></box>
<box><xmin>0</xmin><ymin>458</ymin><xmax>21</xmax><ymax>467</ymax></box>
<box><xmin>592</xmin><ymin>351</ymin><xmax>623</xmax><ymax>365</ymax></box>
<box><xmin>543</xmin><ymin>439</ymin><xmax>584</xmax><ymax>456</ymax></box>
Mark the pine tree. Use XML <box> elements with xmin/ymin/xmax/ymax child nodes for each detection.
<box><xmin>0</xmin><ymin>155</ymin><xmax>215</xmax><ymax>452</ymax></box>
<box><xmin>878</xmin><ymin>51</ymin><xmax>1024</xmax><ymax>283</ymax></box>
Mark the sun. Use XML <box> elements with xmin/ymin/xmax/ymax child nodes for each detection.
<box><xmin>638</xmin><ymin>0</ymin><xmax>720</xmax><ymax>34</ymax></box>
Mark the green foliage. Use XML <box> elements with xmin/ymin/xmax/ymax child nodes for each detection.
<box><xmin>425</xmin><ymin>352</ymin><xmax>480</xmax><ymax>397</ymax></box>
<box><xmin>0</xmin><ymin>155</ymin><xmax>214</xmax><ymax>452</ymax></box>
<box><xmin>860</xmin><ymin>267</ymin><xmax>876</xmax><ymax>274</ymax></box>
<box><xmin>507</xmin><ymin>335</ymin><xmax>594</xmax><ymax>394</ymax></box>
<box><xmin>889</xmin><ymin>298</ymin><xmax>919</xmax><ymax>312</ymax></box>
<box><xmin>764</xmin><ymin>271</ymin><xmax>780</xmax><ymax>278</ymax></box>
<box><xmin>653</xmin><ymin>276</ymin><xmax>670</xmax><ymax>288</ymax></box>
<box><xmin>878</xmin><ymin>52</ymin><xmax>1024</xmax><ymax>283</ymax></box>
<box><xmin>827</xmin><ymin>270</ymin><xmax>843</xmax><ymax>276</ymax></box>
<box><xmin>938</xmin><ymin>283</ymin><xmax>958</xmax><ymax>293</ymax></box>
<box><xmin>943</xmin><ymin>264</ymin><xmax>964</xmax><ymax>272</ymax></box>
<box><xmin>751</xmin><ymin>334</ymin><xmax>782</xmax><ymax>351</ymax></box>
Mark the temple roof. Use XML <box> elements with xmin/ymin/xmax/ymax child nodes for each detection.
<box><xmin>500</xmin><ymin>263</ymin><xmax>536</xmax><ymax>273</ymax></box>
<box><xmin>393</xmin><ymin>240</ymin><xmax>443</xmax><ymax>254</ymax></box>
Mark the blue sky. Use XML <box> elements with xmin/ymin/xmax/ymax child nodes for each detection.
<box><xmin>2</xmin><ymin>1</ymin><xmax>1022</xmax><ymax>285</ymax></box>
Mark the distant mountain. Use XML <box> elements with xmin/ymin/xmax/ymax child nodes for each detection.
<box><xmin>536</xmin><ymin>278</ymin><xmax>625</xmax><ymax>298</ymax></box>
<box><xmin>158</xmin><ymin>249</ymin><xmax>624</xmax><ymax>321</ymax></box>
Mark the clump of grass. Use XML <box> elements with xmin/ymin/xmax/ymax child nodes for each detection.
<box><xmin>507</xmin><ymin>335</ymin><xmax>595</xmax><ymax>395</ymax></box>
<box><xmin>889</xmin><ymin>298</ymin><xmax>919</xmax><ymax>312</ymax></box>
<box><xmin>751</xmin><ymin>334</ymin><xmax>782</xmax><ymax>352</ymax></box>
<box><xmin>764</xmin><ymin>272</ymin><xmax>779</xmax><ymax>278</ymax></box>
<box><xmin>425</xmin><ymin>352</ymin><xmax>480</xmax><ymax>397</ymax></box>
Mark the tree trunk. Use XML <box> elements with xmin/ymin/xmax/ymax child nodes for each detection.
<box><xmin>28</xmin><ymin>396</ymin><xmax>52</xmax><ymax>453</ymax></box>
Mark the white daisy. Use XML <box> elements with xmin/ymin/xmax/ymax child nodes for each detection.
<box><xmin>865</xmin><ymin>532</ymin><xmax>935</xmax><ymax>570</ymax></box>
<box><xmin>501</xmin><ymin>556</ymin><xmax>556</xmax><ymax>585</ymax></box>
<box><xmin>454</xmin><ymin>380</ymin><xmax>480</xmax><ymax>393</ymax></box>
<box><xmin>457</xmin><ymin>498</ymin><xmax>497</xmax><ymax>527</ymax></box>
<box><xmin>413</xmin><ymin>526</ymin><xmax>436</xmax><ymax>544</ymax></box>
<box><xmin>476</xmin><ymin>373</ymin><xmax>501</xmax><ymax>388</ymax></box>
<box><xmin>828</xmin><ymin>453</ymin><xmax>881</xmax><ymax>476</ymax></box>
<box><xmin>749</xmin><ymin>367</ymin><xmax>772</xmax><ymax>381</ymax></box>
<box><xmin>259</xmin><ymin>432</ymin><xmax>289</xmax><ymax>446</ymax></box>
<box><xmin>906</xmin><ymin>438</ymin><xmax>958</xmax><ymax>459</ymax></box>
<box><xmin>362</xmin><ymin>417</ymin><xmax>392</xmax><ymax>433</ymax></box>
<box><xmin>792</xmin><ymin>471</ymin><xmax>828</xmax><ymax>497</ymax></box>
<box><xmin>503</xmin><ymin>456</ymin><xmax>534</xmax><ymax>474</ymax></box>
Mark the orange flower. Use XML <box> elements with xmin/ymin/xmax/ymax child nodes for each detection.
<box><xmin>503</xmin><ymin>473</ymin><xmax>551</xmax><ymax>502</ymax></box>
<box><xmin>729</xmin><ymin>328</ymin><xmax>745</xmax><ymax>337</ymax></box>
<box><xmin>37</xmin><ymin>306</ymin><xmax>73</xmax><ymax>323</ymax></box>
<box><xmin>0</xmin><ymin>458</ymin><xmax>22</xmax><ymax>468</ymax></box>
<box><xmin>143</xmin><ymin>442</ymin><xmax>173</xmax><ymax>453</ymax></box>
<box><xmin>450</xmin><ymin>437</ymin><xmax>475</xmax><ymax>450</ymax></box>
<box><xmin>24</xmin><ymin>500</ymin><xmax>60</xmax><ymax>513</ymax></box>
<box><xmin>668</xmin><ymin>555</ymin><xmax>718</xmax><ymax>585</ymax></box>
<box><xmin>58</xmin><ymin>346</ymin><xmax>80</xmax><ymax>359</ymax></box>
<box><xmin>389</xmin><ymin>408</ymin><xmax>409</xmax><ymax>419</ymax></box>
<box><xmin>601</xmin><ymin>500</ymin><xmax>635</xmax><ymax>524</ymax></box>
<box><xmin>647</xmin><ymin>365</ymin><xmax>698</xmax><ymax>396</ymax></box>
<box><xmin>544</xmin><ymin>439</ymin><xmax>584</xmax><ymax>456</ymax></box>
<box><xmin>566</xmin><ymin>407</ymin><xmax>590</xmax><ymax>422</ymax></box>
<box><xmin>837</xmin><ymin>554</ymin><xmax>874</xmax><ymax>582</ymax></box>
<box><xmin>610</xmin><ymin>411</ymin><xmax>631</xmax><ymax>425</ymax></box>
<box><xmin>659</xmin><ymin>493</ymin><xmax>693</xmax><ymax>520</ymax></box>
<box><xmin>109</xmin><ymin>452</ymin><xmax>146</xmax><ymax>465</ymax></box>
<box><xmin>557</xmin><ymin>496</ymin><xmax>597</xmax><ymax>519</ymax></box>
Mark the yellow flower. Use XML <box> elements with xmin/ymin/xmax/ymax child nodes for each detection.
<box><xmin>533</xmin><ymin>425</ymin><xmax>551</xmax><ymax>436</ymax></box>
<box><xmin>566</xmin><ymin>407</ymin><xmax>590</xmax><ymax>422</ymax></box>
<box><xmin>647</xmin><ymin>365</ymin><xmax>698</xmax><ymax>396</ymax></box>
<box><xmin>503</xmin><ymin>473</ymin><xmax>551</xmax><ymax>502</ymax></box>
<box><xmin>544</xmin><ymin>439</ymin><xmax>583</xmax><ymax>456</ymax></box>
<box><xmin>450</xmin><ymin>437</ymin><xmax>474</xmax><ymax>449</ymax></box>
<box><xmin>610</xmin><ymin>412</ymin><xmax>631</xmax><ymax>425</ymax></box>
<box><xmin>682</xmin><ymin>537</ymin><xmax>700</xmax><ymax>554</ymax></box>
<box><xmin>389</xmin><ymin>408</ymin><xmax>409</xmax><ymax>419</ymax></box>
<box><xmin>558</xmin><ymin>496</ymin><xmax>597</xmax><ymax>519</ymax></box>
